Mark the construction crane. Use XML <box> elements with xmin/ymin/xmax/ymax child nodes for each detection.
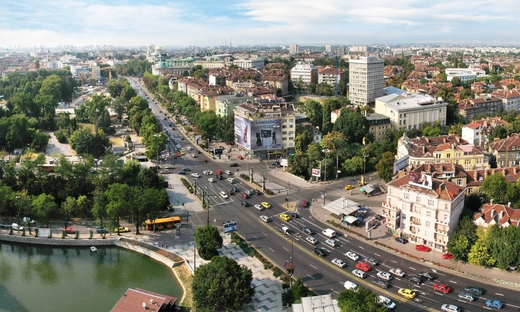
<box><xmin>99</xmin><ymin>66</ymin><xmax>112</xmax><ymax>80</ymax></box>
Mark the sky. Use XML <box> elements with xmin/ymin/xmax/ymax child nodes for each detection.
<box><xmin>1</xmin><ymin>0</ymin><xmax>519</xmax><ymax>48</ymax></box>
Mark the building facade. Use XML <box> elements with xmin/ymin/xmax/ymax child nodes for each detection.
<box><xmin>491</xmin><ymin>89</ymin><xmax>520</xmax><ymax>112</ymax></box>
<box><xmin>366</xmin><ymin>113</ymin><xmax>391</xmax><ymax>143</ymax></box>
<box><xmin>456</xmin><ymin>96</ymin><xmax>502</xmax><ymax>122</ymax></box>
<box><xmin>215</xmin><ymin>94</ymin><xmax>254</xmax><ymax>117</ymax></box>
<box><xmin>232</xmin><ymin>58</ymin><xmax>265</xmax><ymax>69</ymax></box>
<box><xmin>461</xmin><ymin>117</ymin><xmax>508</xmax><ymax>146</ymax></box>
<box><xmin>318</xmin><ymin>66</ymin><xmax>345</xmax><ymax>86</ymax></box>
<box><xmin>290</xmin><ymin>62</ymin><xmax>318</xmax><ymax>86</ymax></box>
<box><xmin>382</xmin><ymin>168</ymin><xmax>466</xmax><ymax>251</ymax></box>
<box><xmin>348</xmin><ymin>56</ymin><xmax>384</xmax><ymax>106</ymax></box>
<box><xmin>488</xmin><ymin>133</ymin><xmax>520</xmax><ymax>168</ymax></box>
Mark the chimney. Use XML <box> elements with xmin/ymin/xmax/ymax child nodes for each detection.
<box><xmin>474</xmin><ymin>171</ymin><xmax>478</xmax><ymax>181</ymax></box>
<box><xmin>490</xmin><ymin>198</ymin><xmax>494</xmax><ymax>205</ymax></box>
<box><xmin>508</xmin><ymin>202</ymin><xmax>511</xmax><ymax>207</ymax></box>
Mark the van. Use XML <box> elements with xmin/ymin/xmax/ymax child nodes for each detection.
<box><xmin>322</xmin><ymin>228</ymin><xmax>336</xmax><ymax>238</ymax></box>
<box><xmin>344</xmin><ymin>281</ymin><xmax>359</xmax><ymax>292</ymax></box>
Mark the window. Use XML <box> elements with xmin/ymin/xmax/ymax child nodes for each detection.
<box><xmin>444</xmin><ymin>214</ymin><xmax>449</xmax><ymax>222</ymax></box>
<box><xmin>457</xmin><ymin>179</ymin><xmax>462</xmax><ymax>186</ymax></box>
<box><xmin>414</xmin><ymin>206</ymin><xmax>421</xmax><ymax>213</ymax></box>
<box><xmin>426</xmin><ymin>210</ymin><xmax>432</xmax><ymax>217</ymax></box>
<box><xmin>415</xmin><ymin>196</ymin><xmax>421</xmax><ymax>203</ymax></box>
<box><xmin>404</xmin><ymin>193</ymin><xmax>409</xmax><ymax>201</ymax></box>
<box><xmin>428</xmin><ymin>200</ymin><xmax>434</xmax><ymax>207</ymax></box>
<box><xmin>444</xmin><ymin>203</ymin><xmax>448</xmax><ymax>210</ymax></box>
<box><xmin>446</xmin><ymin>153</ymin><xmax>451</xmax><ymax>158</ymax></box>
<box><xmin>425</xmin><ymin>221</ymin><xmax>431</xmax><ymax>227</ymax></box>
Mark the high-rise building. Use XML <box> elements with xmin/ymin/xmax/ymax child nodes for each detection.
<box><xmin>348</xmin><ymin>56</ymin><xmax>384</xmax><ymax>106</ymax></box>
<box><xmin>289</xmin><ymin>44</ymin><xmax>299</xmax><ymax>55</ymax></box>
<box><xmin>325</xmin><ymin>45</ymin><xmax>332</xmax><ymax>53</ymax></box>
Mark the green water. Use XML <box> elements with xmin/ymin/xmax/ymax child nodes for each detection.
<box><xmin>0</xmin><ymin>243</ymin><xmax>183</xmax><ymax>312</ymax></box>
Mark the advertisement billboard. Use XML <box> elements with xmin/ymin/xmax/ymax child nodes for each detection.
<box><xmin>409</xmin><ymin>172</ymin><xmax>432</xmax><ymax>190</ymax></box>
<box><xmin>312</xmin><ymin>168</ymin><xmax>321</xmax><ymax>177</ymax></box>
<box><xmin>234</xmin><ymin>115</ymin><xmax>282</xmax><ymax>151</ymax></box>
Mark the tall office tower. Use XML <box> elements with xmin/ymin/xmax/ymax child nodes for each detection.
<box><xmin>325</xmin><ymin>45</ymin><xmax>332</xmax><ymax>53</ymax></box>
<box><xmin>348</xmin><ymin>56</ymin><xmax>384</xmax><ymax>106</ymax></box>
<box><xmin>289</xmin><ymin>44</ymin><xmax>299</xmax><ymax>54</ymax></box>
<box><xmin>336</xmin><ymin>46</ymin><xmax>345</xmax><ymax>56</ymax></box>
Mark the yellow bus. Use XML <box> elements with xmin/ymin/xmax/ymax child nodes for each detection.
<box><xmin>145</xmin><ymin>216</ymin><xmax>181</xmax><ymax>231</ymax></box>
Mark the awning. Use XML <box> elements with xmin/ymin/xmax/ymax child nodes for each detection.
<box><xmin>344</xmin><ymin>216</ymin><xmax>359</xmax><ymax>224</ymax></box>
<box><xmin>363</xmin><ymin>184</ymin><xmax>374</xmax><ymax>193</ymax></box>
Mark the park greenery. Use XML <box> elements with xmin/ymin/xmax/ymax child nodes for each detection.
<box><xmin>194</xmin><ymin>225</ymin><xmax>223</xmax><ymax>260</ymax></box>
<box><xmin>337</xmin><ymin>286</ymin><xmax>387</xmax><ymax>312</ymax></box>
<box><xmin>192</xmin><ymin>255</ymin><xmax>255</xmax><ymax>312</ymax></box>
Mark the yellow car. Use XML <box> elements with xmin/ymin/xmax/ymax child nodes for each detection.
<box><xmin>180</xmin><ymin>150</ymin><xmax>185</xmax><ymax>155</ymax></box>
<box><xmin>398</xmin><ymin>288</ymin><xmax>416</xmax><ymax>299</ymax></box>
<box><xmin>261</xmin><ymin>202</ymin><xmax>271</xmax><ymax>209</ymax></box>
<box><xmin>113</xmin><ymin>226</ymin><xmax>130</xmax><ymax>233</ymax></box>
<box><xmin>279</xmin><ymin>213</ymin><xmax>291</xmax><ymax>221</ymax></box>
<box><xmin>345</xmin><ymin>184</ymin><xmax>355</xmax><ymax>190</ymax></box>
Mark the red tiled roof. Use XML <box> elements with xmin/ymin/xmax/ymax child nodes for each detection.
<box><xmin>473</xmin><ymin>203</ymin><xmax>520</xmax><ymax>227</ymax></box>
<box><xmin>111</xmin><ymin>288</ymin><xmax>177</xmax><ymax>312</ymax></box>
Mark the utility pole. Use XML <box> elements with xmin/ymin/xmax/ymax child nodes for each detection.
<box><xmin>284</xmin><ymin>235</ymin><xmax>295</xmax><ymax>288</ymax></box>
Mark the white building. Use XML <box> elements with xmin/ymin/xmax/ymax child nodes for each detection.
<box><xmin>445</xmin><ymin>67</ymin><xmax>486</xmax><ymax>82</ymax></box>
<box><xmin>290</xmin><ymin>62</ymin><xmax>318</xmax><ymax>85</ymax></box>
<box><xmin>491</xmin><ymin>89</ymin><xmax>520</xmax><ymax>112</ymax></box>
<box><xmin>232</xmin><ymin>58</ymin><xmax>264</xmax><ymax>69</ymax></box>
<box><xmin>289</xmin><ymin>44</ymin><xmax>299</xmax><ymax>54</ymax></box>
<box><xmin>381</xmin><ymin>168</ymin><xmax>466</xmax><ymax>251</ymax></box>
<box><xmin>348</xmin><ymin>56</ymin><xmax>384</xmax><ymax>106</ymax></box>
<box><xmin>375</xmin><ymin>90</ymin><xmax>448</xmax><ymax>131</ymax></box>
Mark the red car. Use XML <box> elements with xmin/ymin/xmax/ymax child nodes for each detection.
<box><xmin>433</xmin><ymin>283</ymin><xmax>451</xmax><ymax>293</ymax></box>
<box><xmin>415</xmin><ymin>245</ymin><xmax>431</xmax><ymax>252</ymax></box>
<box><xmin>355</xmin><ymin>262</ymin><xmax>372</xmax><ymax>272</ymax></box>
<box><xmin>237</xmin><ymin>155</ymin><xmax>243</xmax><ymax>160</ymax></box>
<box><xmin>216</xmin><ymin>169</ymin><xmax>222</xmax><ymax>174</ymax></box>
<box><xmin>176</xmin><ymin>152</ymin><xmax>181</xmax><ymax>157</ymax></box>
<box><xmin>62</xmin><ymin>227</ymin><xmax>75</xmax><ymax>234</ymax></box>
<box><xmin>442</xmin><ymin>252</ymin><xmax>454</xmax><ymax>260</ymax></box>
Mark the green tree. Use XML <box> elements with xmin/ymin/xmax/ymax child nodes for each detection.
<box><xmin>105</xmin><ymin>183</ymin><xmax>132</xmax><ymax>230</ymax></box>
<box><xmin>447</xmin><ymin>217</ymin><xmax>477</xmax><ymax>261</ymax></box>
<box><xmin>194</xmin><ymin>225</ymin><xmax>223</xmax><ymax>260</ymax></box>
<box><xmin>192</xmin><ymin>256</ymin><xmax>254</xmax><ymax>312</ymax></box>
<box><xmin>31</xmin><ymin>193</ymin><xmax>58</xmax><ymax>227</ymax></box>
<box><xmin>196</xmin><ymin>111</ymin><xmax>219</xmax><ymax>140</ymax></box>
<box><xmin>481</xmin><ymin>173</ymin><xmax>507</xmax><ymax>203</ymax></box>
<box><xmin>375</xmin><ymin>151</ymin><xmax>395</xmax><ymax>182</ymax></box>
<box><xmin>337</xmin><ymin>286</ymin><xmax>386</xmax><ymax>312</ymax></box>
<box><xmin>60</xmin><ymin>196</ymin><xmax>77</xmax><ymax>228</ymax></box>
<box><xmin>305</xmin><ymin>100</ymin><xmax>323</xmax><ymax>128</ymax></box>
<box><xmin>289</xmin><ymin>277</ymin><xmax>312</xmax><ymax>304</ymax></box>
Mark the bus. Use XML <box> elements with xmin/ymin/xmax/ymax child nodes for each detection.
<box><xmin>145</xmin><ymin>216</ymin><xmax>181</xmax><ymax>231</ymax></box>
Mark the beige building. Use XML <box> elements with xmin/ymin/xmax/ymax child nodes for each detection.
<box><xmin>381</xmin><ymin>167</ymin><xmax>466</xmax><ymax>251</ymax></box>
<box><xmin>348</xmin><ymin>56</ymin><xmax>384</xmax><ymax>106</ymax></box>
<box><xmin>488</xmin><ymin>133</ymin><xmax>520</xmax><ymax>168</ymax></box>
<box><xmin>366</xmin><ymin>113</ymin><xmax>391</xmax><ymax>143</ymax></box>
<box><xmin>375</xmin><ymin>91</ymin><xmax>448</xmax><ymax>131</ymax></box>
<box><xmin>215</xmin><ymin>94</ymin><xmax>254</xmax><ymax>117</ymax></box>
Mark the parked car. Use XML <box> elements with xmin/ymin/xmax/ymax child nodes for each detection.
<box><xmin>96</xmin><ymin>227</ymin><xmax>108</xmax><ymax>234</ymax></box>
<box><xmin>415</xmin><ymin>244</ymin><xmax>432</xmax><ymax>252</ymax></box>
<box><xmin>442</xmin><ymin>252</ymin><xmax>454</xmax><ymax>260</ymax></box>
<box><xmin>62</xmin><ymin>227</ymin><xmax>76</xmax><ymax>234</ymax></box>
<box><xmin>372</xmin><ymin>279</ymin><xmax>391</xmax><ymax>289</ymax></box>
<box><xmin>331</xmin><ymin>258</ymin><xmax>347</xmax><ymax>268</ymax></box>
<box><xmin>345</xmin><ymin>251</ymin><xmax>360</xmax><ymax>261</ymax></box>
<box><xmin>11</xmin><ymin>223</ymin><xmax>23</xmax><ymax>231</ymax></box>
<box><xmin>113</xmin><ymin>226</ymin><xmax>130</xmax><ymax>233</ymax></box>
<box><xmin>395</xmin><ymin>237</ymin><xmax>408</xmax><ymax>244</ymax></box>
<box><xmin>433</xmin><ymin>283</ymin><xmax>451</xmax><ymax>294</ymax></box>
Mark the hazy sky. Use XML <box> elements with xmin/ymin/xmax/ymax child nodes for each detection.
<box><xmin>2</xmin><ymin>0</ymin><xmax>519</xmax><ymax>48</ymax></box>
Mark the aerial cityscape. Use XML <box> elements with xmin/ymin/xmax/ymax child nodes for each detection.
<box><xmin>2</xmin><ymin>1</ymin><xmax>520</xmax><ymax>312</ymax></box>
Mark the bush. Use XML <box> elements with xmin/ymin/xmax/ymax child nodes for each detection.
<box><xmin>265</xmin><ymin>189</ymin><xmax>274</xmax><ymax>195</ymax></box>
<box><xmin>55</xmin><ymin>130</ymin><xmax>68</xmax><ymax>143</ymax></box>
<box><xmin>273</xmin><ymin>267</ymin><xmax>284</xmax><ymax>277</ymax></box>
<box><xmin>180</xmin><ymin>178</ymin><xmax>194</xmax><ymax>193</ymax></box>
<box><xmin>263</xmin><ymin>263</ymin><xmax>273</xmax><ymax>270</ymax></box>
<box><xmin>240</xmin><ymin>174</ymin><xmax>250</xmax><ymax>181</ymax></box>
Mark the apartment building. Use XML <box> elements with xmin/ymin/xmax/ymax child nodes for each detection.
<box><xmin>491</xmin><ymin>89</ymin><xmax>520</xmax><ymax>112</ymax></box>
<box><xmin>488</xmin><ymin>133</ymin><xmax>520</xmax><ymax>168</ymax></box>
<box><xmin>318</xmin><ymin>66</ymin><xmax>345</xmax><ymax>86</ymax></box>
<box><xmin>290</xmin><ymin>62</ymin><xmax>318</xmax><ymax>85</ymax></box>
<box><xmin>348</xmin><ymin>56</ymin><xmax>384</xmax><ymax>106</ymax></box>
<box><xmin>215</xmin><ymin>94</ymin><xmax>254</xmax><ymax>117</ymax></box>
<box><xmin>234</xmin><ymin>101</ymin><xmax>296</xmax><ymax>159</ymax></box>
<box><xmin>381</xmin><ymin>167</ymin><xmax>466</xmax><ymax>251</ymax></box>
<box><xmin>473</xmin><ymin>203</ymin><xmax>520</xmax><ymax>228</ymax></box>
<box><xmin>289</xmin><ymin>44</ymin><xmax>299</xmax><ymax>55</ymax></box>
<box><xmin>366</xmin><ymin>113</ymin><xmax>391</xmax><ymax>143</ymax></box>
<box><xmin>461</xmin><ymin>117</ymin><xmax>508</xmax><ymax>146</ymax></box>
<box><xmin>456</xmin><ymin>95</ymin><xmax>502</xmax><ymax>122</ymax></box>
<box><xmin>375</xmin><ymin>91</ymin><xmax>448</xmax><ymax>131</ymax></box>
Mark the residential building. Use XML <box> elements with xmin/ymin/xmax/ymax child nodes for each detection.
<box><xmin>461</xmin><ymin>117</ymin><xmax>508</xmax><ymax>146</ymax></box>
<box><xmin>234</xmin><ymin>101</ymin><xmax>296</xmax><ymax>159</ymax></box>
<box><xmin>491</xmin><ymin>89</ymin><xmax>520</xmax><ymax>112</ymax></box>
<box><xmin>325</xmin><ymin>45</ymin><xmax>332</xmax><ymax>54</ymax></box>
<box><xmin>395</xmin><ymin>133</ymin><xmax>488</xmax><ymax>173</ymax></box>
<box><xmin>289</xmin><ymin>44</ymin><xmax>299</xmax><ymax>55</ymax></box>
<box><xmin>290</xmin><ymin>62</ymin><xmax>318</xmax><ymax>91</ymax></box>
<box><xmin>465</xmin><ymin>167</ymin><xmax>520</xmax><ymax>195</ymax></box>
<box><xmin>215</xmin><ymin>94</ymin><xmax>254</xmax><ymax>117</ymax></box>
<box><xmin>292</xmin><ymin>294</ymin><xmax>340</xmax><ymax>312</ymax></box>
<box><xmin>375</xmin><ymin>91</ymin><xmax>448</xmax><ymax>131</ymax></box>
<box><xmin>381</xmin><ymin>167</ymin><xmax>466</xmax><ymax>251</ymax></box>
<box><xmin>456</xmin><ymin>95</ymin><xmax>502</xmax><ymax>122</ymax></box>
<box><xmin>473</xmin><ymin>203</ymin><xmax>520</xmax><ymax>228</ymax></box>
<box><xmin>488</xmin><ymin>133</ymin><xmax>520</xmax><ymax>168</ymax></box>
<box><xmin>366</xmin><ymin>113</ymin><xmax>391</xmax><ymax>143</ymax></box>
<box><xmin>318</xmin><ymin>66</ymin><xmax>345</xmax><ymax>86</ymax></box>
<box><xmin>232</xmin><ymin>58</ymin><xmax>265</xmax><ymax>69</ymax></box>
<box><xmin>445</xmin><ymin>67</ymin><xmax>486</xmax><ymax>82</ymax></box>
<box><xmin>198</xmin><ymin>86</ymin><xmax>234</xmax><ymax>112</ymax></box>
<box><xmin>349</xmin><ymin>56</ymin><xmax>385</xmax><ymax>106</ymax></box>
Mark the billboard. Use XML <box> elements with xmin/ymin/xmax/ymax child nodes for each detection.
<box><xmin>312</xmin><ymin>168</ymin><xmax>321</xmax><ymax>177</ymax></box>
<box><xmin>234</xmin><ymin>115</ymin><xmax>282</xmax><ymax>151</ymax></box>
<box><xmin>223</xmin><ymin>221</ymin><xmax>237</xmax><ymax>233</ymax></box>
<box><xmin>409</xmin><ymin>172</ymin><xmax>432</xmax><ymax>190</ymax></box>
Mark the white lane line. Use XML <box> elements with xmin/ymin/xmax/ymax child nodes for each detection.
<box><xmin>331</xmin><ymin>289</ymin><xmax>339</xmax><ymax>294</ymax></box>
<box><xmin>253</xmin><ymin>234</ymin><xmax>258</xmax><ymax>239</ymax></box>
<box><xmin>263</xmin><ymin>232</ymin><xmax>268</xmax><ymax>236</ymax></box>
<box><xmin>310</xmin><ymin>264</ymin><xmax>318</xmax><ymax>270</ymax></box>
<box><xmin>307</xmin><ymin>274</ymin><xmax>315</xmax><ymax>280</ymax></box>
<box><xmin>268</xmin><ymin>247</ymin><xmax>275</xmax><ymax>252</ymax></box>
<box><xmin>409</xmin><ymin>267</ymin><xmax>416</xmax><ymax>270</ymax></box>
<box><xmin>495</xmin><ymin>293</ymin><xmax>504</xmax><ymax>296</ymax></box>
<box><xmin>283</xmin><ymin>247</ymin><xmax>289</xmax><ymax>252</ymax></box>
<box><xmin>436</xmin><ymin>272</ymin><xmax>446</xmax><ymax>276</ymax></box>
<box><xmin>391</xmin><ymin>260</ymin><xmax>397</xmax><ymax>263</ymax></box>
<box><xmin>374</xmin><ymin>253</ymin><xmax>380</xmax><ymax>257</ymax></box>
<box><xmin>358</xmin><ymin>246</ymin><xmax>364</xmax><ymax>249</ymax></box>
<box><xmin>449</xmin><ymin>280</ymin><xmax>457</xmax><ymax>284</ymax></box>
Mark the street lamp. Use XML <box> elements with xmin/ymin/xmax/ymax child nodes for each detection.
<box><xmin>154</xmin><ymin>133</ymin><xmax>161</xmax><ymax>167</ymax></box>
<box><xmin>322</xmin><ymin>149</ymin><xmax>330</xmax><ymax>206</ymax></box>
<box><xmin>284</xmin><ymin>235</ymin><xmax>296</xmax><ymax>288</ymax></box>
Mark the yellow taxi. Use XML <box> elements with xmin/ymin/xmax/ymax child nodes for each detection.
<box><xmin>279</xmin><ymin>213</ymin><xmax>291</xmax><ymax>221</ymax></box>
<box><xmin>261</xmin><ymin>202</ymin><xmax>271</xmax><ymax>209</ymax></box>
<box><xmin>113</xmin><ymin>226</ymin><xmax>130</xmax><ymax>233</ymax></box>
<box><xmin>345</xmin><ymin>184</ymin><xmax>355</xmax><ymax>190</ymax></box>
<box><xmin>398</xmin><ymin>288</ymin><xmax>416</xmax><ymax>299</ymax></box>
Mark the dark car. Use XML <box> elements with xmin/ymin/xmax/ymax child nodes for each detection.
<box><xmin>301</xmin><ymin>227</ymin><xmax>316</xmax><ymax>235</ymax></box>
<box><xmin>229</xmin><ymin>163</ymin><xmax>239</xmax><ymax>167</ymax></box>
<box><xmin>364</xmin><ymin>257</ymin><xmax>379</xmax><ymax>266</ymax></box>
<box><xmin>372</xmin><ymin>278</ymin><xmax>391</xmax><ymax>289</ymax></box>
<box><xmin>374</xmin><ymin>214</ymin><xmax>384</xmax><ymax>221</ymax></box>
<box><xmin>408</xmin><ymin>276</ymin><xmax>423</xmax><ymax>285</ymax></box>
<box><xmin>253</xmin><ymin>189</ymin><xmax>262</xmax><ymax>195</ymax></box>
<box><xmin>216</xmin><ymin>174</ymin><xmax>223</xmax><ymax>180</ymax></box>
<box><xmin>395</xmin><ymin>237</ymin><xmax>408</xmax><ymax>244</ymax></box>
<box><xmin>290</xmin><ymin>212</ymin><xmax>300</xmax><ymax>219</ymax></box>
<box><xmin>241</xmin><ymin>201</ymin><xmax>250</xmax><ymax>207</ymax></box>
<box><xmin>178</xmin><ymin>171</ymin><xmax>187</xmax><ymax>175</ymax></box>
<box><xmin>181</xmin><ymin>167</ymin><xmax>191</xmax><ymax>172</ymax></box>
<box><xmin>417</xmin><ymin>272</ymin><xmax>435</xmax><ymax>280</ymax></box>
<box><xmin>313</xmin><ymin>248</ymin><xmax>327</xmax><ymax>257</ymax></box>
<box><xmin>464</xmin><ymin>286</ymin><xmax>485</xmax><ymax>296</ymax></box>
<box><xmin>96</xmin><ymin>227</ymin><xmax>108</xmax><ymax>234</ymax></box>
<box><xmin>231</xmin><ymin>186</ymin><xmax>240</xmax><ymax>193</ymax></box>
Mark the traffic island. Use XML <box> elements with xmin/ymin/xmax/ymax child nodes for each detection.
<box><xmin>282</xmin><ymin>202</ymin><xmax>297</xmax><ymax>212</ymax></box>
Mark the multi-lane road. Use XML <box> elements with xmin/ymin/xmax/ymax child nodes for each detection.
<box><xmin>129</xmin><ymin>77</ymin><xmax>519</xmax><ymax>312</ymax></box>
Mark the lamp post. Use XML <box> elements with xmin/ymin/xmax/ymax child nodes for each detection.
<box><xmin>322</xmin><ymin>149</ymin><xmax>330</xmax><ymax>206</ymax></box>
<box><xmin>154</xmin><ymin>133</ymin><xmax>161</xmax><ymax>167</ymax></box>
<box><xmin>284</xmin><ymin>235</ymin><xmax>295</xmax><ymax>288</ymax></box>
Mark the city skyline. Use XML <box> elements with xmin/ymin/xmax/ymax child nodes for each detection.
<box><xmin>2</xmin><ymin>0</ymin><xmax>520</xmax><ymax>48</ymax></box>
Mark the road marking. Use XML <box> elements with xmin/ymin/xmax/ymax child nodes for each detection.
<box><xmin>391</xmin><ymin>260</ymin><xmax>397</xmax><ymax>263</ymax></box>
<box><xmin>283</xmin><ymin>247</ymin><xmax>289</xmax><ymax>252</ymax></box>
<box><xmin>436</xmin><ymin>272</ymin><xmax>446</xmax><ymax>276</ymax></box>
<box><xmin>495</xmin><ymin>293</ymin><xmax>504</xmax><ymax>296</ymax></box>
<box><xmin>409</xmin><ymin>267</ymin><xmax>416</xmax><ymax>270</ymax></box>
<box><xmin>310</xmin><ymin>264</ymin><xmax>318</xmax><ymax>270</ymax></box>
<box><xmin>268</xmin><ymin>247</ymin><xmax>275</xmax><ymax>252</ymax></box>
<box><xmin>374</xmin><ymin>253</ymin><xmax>380</xmax><ymax>257</ymax></box>
<box><xmin>449</xmin><ymin>280</ymin><xmax>457</xmax><ymax>284</ymax></box>
<box><xmin>307</xmin><ymin>274</ymin><xmax>315</xmax><ymax>280</ymax></box>
<box><xmin>263</xmin><ymin>232</ymin><xmax>268</xmax><ymax>236</ymax></box>
<box><xmin>253</xmin><ymin>234</ymin><xmax>258</xmax><ymax>239</ymax></box>
<box><xmin>358</xmin><ymin>246</ymin><xmax>364</xmax><ymax>249</ymax></box>
<box><xmin>331</xmin><ymin>289</ymin><xmax>339</xmax><ymax>294</ymax></box>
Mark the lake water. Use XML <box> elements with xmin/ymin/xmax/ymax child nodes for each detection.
<box><xmin>0</xmin><ymin>242</ymin><xmax>183</xmax><ymax>312</ymax></box>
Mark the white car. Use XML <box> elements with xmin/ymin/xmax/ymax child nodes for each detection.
<box><xmin>325</xmin><ymin>239</ymin><xmax>339</xmax><ymax>248</ymax></box>
<box><xmin>345</xmin><ymin>251</ymin><xmax>360</xmax><ymax>261</ymax></box>
<box><xmin>11</xmin><ymin>223</ymin><xmax>23</xmax><ymax>231</ymax></box>
<box><xmin>254</xmin><ymin>204</ymin><xmax>264</xmax><ymax>211</ymax></box>
<box><xmin>203</xmin><ymin>170</ymin><xmax>213</xmax><ymax>175</ymax></box>
<box><xmin>260</xmin><ymin>215</ymin><xmax>271</xmax><ymax>223</ymax></box>
<box><xmin>378</xmin><ymin>296</ymin><xmax>396</xmax><ymax>310</ymax></box>
<box><xmin>306</xmin><ymin>236</ymin><xmax>318</xmax><ymax>245</ymax></box>
<box><xmin>389</xmin><ymin>268</ymin><xmax>406</xmax><ymax>277</ymax></box>
<box><xmin>225</xmin><ymin>170</ymin><xmax>232</xmax><ymax>175</ymax></box>
<box><xmin>191</xmin><ymin>173</ymin><xmax>201</xmax><ymax>178</ymax></box>
<box><xmin>331</xmin><ymin>258</ymin><xmax>347</xmax><ymax>268</ymax></box>
<box><xmin>352</xmin><ymin>269</ymin><xmax>367</xmax><ymax>279</ymax></box>
<box><xmin>208</xmin><ymin>178</ymin><xmax>216</xmax><ymax>183</ymax></box>
<box><xmin>441</xmin><ymin>304</ymin><xmax>461</xmax><ymax>312</ymax></box>
<box><xmin>376</xmin><ymin>271</ymin><xmax>393</xmax><ymax>281</ymax></box>
<box><xmin>220</xmin><ymin>191</ymin><xmax>229</xmax><ymax>199</ymax></box>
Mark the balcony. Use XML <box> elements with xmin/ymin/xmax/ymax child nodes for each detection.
<box><xmin>435</xmin><ymin>218</ymin><xmax>449</xmax><ymax>225</ymax></box>
<box><xmin>410</xmin><ymin>218</ymin><xmax>421</xmax><ymax>226</ymax></box>
<box><xmin>409</xmin><ymin>226</ymin><xmax>419</xmax><ymax>234</ymax></box>
<box><xmin>382</xmin><ymin>202</ymin><xmax>398</xmax><ymax>211</ymax></box>
<box><xmin>434</xmin><ymin>225</ymin><xmax>448</xmax><ymax>235</ymax></box>
<box><xmin>380</xmin><ymin>209</ymin><xmax>395</xmax><ymax>219</ymax></box>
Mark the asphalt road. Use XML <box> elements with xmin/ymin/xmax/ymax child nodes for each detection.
<box><xmin>131</xmin><ymin>77</ymin><xmax>520</xmax><ymax>312</ymax></box>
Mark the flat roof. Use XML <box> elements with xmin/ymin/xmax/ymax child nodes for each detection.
<box><xmin>322</xmin><ymin>197</ymin><xmax>360</xmax><ymax>217</ymax></box>
<box><xmin>111</xmin><ymin>288</ymin><xmax>177</xmax><ymax>312</ymax></box>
